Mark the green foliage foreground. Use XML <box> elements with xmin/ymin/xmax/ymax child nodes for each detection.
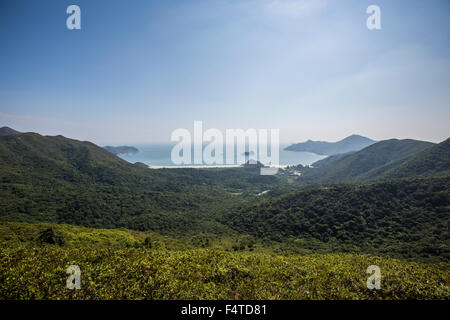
<box><xmin>1</xmin><ymin>246</ymin><xmax>448</xmax><ymax>300</ymax></box>
<box><xmin>0</xmin><ymin>223</ymin><xmax>448</xmax><ymax>300</ymax></box>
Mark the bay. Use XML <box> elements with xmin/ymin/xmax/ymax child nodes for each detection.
<box><xmin>117</xmin><ymin>143</ymin><xmax>327</xmax><ymax>167</ymax></box>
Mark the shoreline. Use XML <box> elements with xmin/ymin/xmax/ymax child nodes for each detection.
<box><xmin>148</xmin><ymin>164</ymin><xmax>241</xmax><ymax>169</ymax></box>
<box><xmin>147</xmin><ymin>164</ymin><xmax>290</xmax><ymax>169</ymax></box>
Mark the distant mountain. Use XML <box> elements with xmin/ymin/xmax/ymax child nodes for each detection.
<box><xmin>302</xmin><ymin>139</ymin><xmax>435</xmax><ymax>184</ymax></box>
<box><xmin>285</xmin><ymin>134</ymin><xmax>375</xmax><ymax>155</ymax></box>
<box><xmin>0</xmin><ymin>126</ymin><xmax>21</xmax><ymax>136</ymax></box>
<box><xmin>103</xmin><ymin>145</ymin><xmax>139</xmax><ymax>155</ymax></box>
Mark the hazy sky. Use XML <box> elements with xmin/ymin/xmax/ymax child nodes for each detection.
<box><xmin>1</xmin><ymin>0</ymin><xmax>449</xmax><ymax>144</ymax></box>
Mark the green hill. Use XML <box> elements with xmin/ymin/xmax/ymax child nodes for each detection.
<box><xmin>0</xmin><ymin>132</ymin><xmax>280</xmax><ymax>234</ymax></box>
<box><xmin>380</xmin><ymin>138</ymin><xmax>450</xmax><ymax>179</ymax></box>
<box><xmin>1</xmin><ymin>131</ymin><xmax>449</xmax><ymax>264</ymax></box>
<box><xmin>0</xmin><ymin>126</ymin><xmax>21</xmax><ymax>136</ymax></box>
<box><xmin>311</xmin><ymin>151</ymin><xmax>355</xmax><ymax>168</ymax></box>
<box><xmin>224</xmin><ymin>176</ymin><xmax>450</xmax><ymax>262</ymax></box>
<box><xmin>0</xmin><ymin>132</ymin><xmax>142</xmax><ymax>186</ymax></box>
<box><xmin>301</xmin><ymin>139</ymin><xmax>435</xmax><ymax>184</ymax></box>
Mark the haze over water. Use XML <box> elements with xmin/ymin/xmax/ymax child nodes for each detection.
<box><xmin>117</xmin><ymin>143</ymin><xmax>327</xmax><ymax>167</ymax></box>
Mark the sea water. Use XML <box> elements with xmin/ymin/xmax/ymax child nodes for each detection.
<box><xmin>117</xmin><ymin>143</ymin><xmax>326</xmax><ymax>167</ymax></box>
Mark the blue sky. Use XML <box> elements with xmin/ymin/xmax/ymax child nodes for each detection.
<box><xmin>0</xmin><ymin>0</ymin><xmax>449</xmax><ymax>144</ymax></box>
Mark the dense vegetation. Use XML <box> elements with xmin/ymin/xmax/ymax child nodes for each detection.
<box><xmin>224</xmin><ymin>176</ymin><xmax>450</xmax><ymax>263</ymax></box>
<box><xmin>1</xmin><ymin>133</ymin><xmax>449</xmax><ymax>262</ymax></box>
<box><xmin>311</xmin><ymin>151</ymin><xmax>355</xmax><ymax>168</ymax></box>
<box><xmin>0</xmin><ymin>222</ymin><xmax>448</xmax><ymax>300</ymax></box>
<box><xmin>0</xmin><ymin>131</ymin><xmax>449</xmax><ymax>300</ymax></box>
<box><xmin>301</xmin><ymin>139</ymin><xmax>436</xmax><ymax>184</ymax></box>
<box><xmin>378</xmin><ymin>138</ymin><xmax>450</xmax><ymax>180</ymax></box>
<box><xmin>0</xmin><ymin>133</ymin><xmax>285</xmax><ymax>235</ymax></box>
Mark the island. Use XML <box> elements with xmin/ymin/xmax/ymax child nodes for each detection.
<box><xmin>103</xmin><ymin>145</ymin><xmax>139</xmax><ymax>156</ymax></box>
<box><xmin>241</xmin><ymin>159</ymin><xmax>264</xmax><ymax>168</ymax></box>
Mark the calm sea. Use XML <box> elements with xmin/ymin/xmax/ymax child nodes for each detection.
<box><xmin>117</xmin><ymin>143</ymin><xmax>326</xmax><ymax>167</ymax></box>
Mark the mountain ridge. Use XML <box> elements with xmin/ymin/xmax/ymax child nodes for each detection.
<box><xmin>378</xmin><ymin>138</ymin><xmax>450</xmax><ymax>179</ymax></box>
<box><xmin>0</xmin><ymin>129</ymin><xmax>449</xmax><ymax>263</ymax></box>
<box><xmin>0</xmin><ymin>126</ymin><xmax>21</xmax><ymax>136</ymax></box>
<box><xmin>301</xmin><ymin>138</ymin><xmax>437</xmax><ymax>184</ymax></box>
<box><xmin>285</xmin><ymin>134</ymin><xmax>376</xmax><ymax>155</ymax></box>
<box><xmin>0</xmin><ymin>131</ymin><xmax>279</xmax><ymax>233</ymax></box>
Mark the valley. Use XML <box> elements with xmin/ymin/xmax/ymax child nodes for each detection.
<box><xmin>0</xmin><ymin>129</ymin><xmax>448</xmax><ymax>299</ymax></box>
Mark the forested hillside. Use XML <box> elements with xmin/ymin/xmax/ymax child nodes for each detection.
<box><xmin>0</xmin><ymin>133</ymin><xmax>281</xmax><ymax>234</ymax></box>
<box><xmin>379</xmin><ymin>138</ymin><xmax>450</xmax><ymax>179</ymax></box>
<box><xmin>224</xmin><ymin>176</ymin><xmax>450</xmax><ymax>262</ymax></box>
<box><xmin>301</xmin><ymin>139</ymin><xmax>436</xmax><ymax>184</ymax></box>
<box><xmin>311</xmin><ymin>151</ymin><xmax>355</xmax><ymax>168</ymax></box>
<box><xmin>0</xmin><ymin>132</ymin><xmax>449</xmax><ymax>264</ymax></box>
